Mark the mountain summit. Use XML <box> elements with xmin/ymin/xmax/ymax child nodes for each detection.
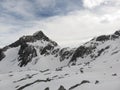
<box><xmin>7</xmin><ymin>31</ymin><xmax>57</xmax><ymax>48</ymax></box>
<box><xmin>33</xmin><ymin>31</ymin><xmax>48</xmax><ymax>40</ymax></box>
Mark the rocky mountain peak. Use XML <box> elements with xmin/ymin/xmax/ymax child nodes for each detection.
<box><xmin>2</xmin><ymin>30</ymin><xmax>59</xmax><ymax>67</ymax></box>
<box><xmin>33</xmin><ymin>31</ymin><xmax>44</xmax><ymax>37</ymax></box>
<box><xmin>7</xmin><ymin>30</ymin><xmax>53</xmax><ymax>48</ymax></box>
<box><xmin>32</xmin><ymin>30</ymin><xmax>49</xmax><ymax>41</ymax></box>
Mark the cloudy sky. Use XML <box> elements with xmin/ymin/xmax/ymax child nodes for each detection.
<box><xmin>0</xmin><ymin>0</ymin><xmax>120</xmax><ymax>47</ymax></box>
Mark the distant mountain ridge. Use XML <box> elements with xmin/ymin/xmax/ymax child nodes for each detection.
<box><xmin>0</xmin><ymin>30</ymin><xmax>120</xmax><ymax>72</ymax></box>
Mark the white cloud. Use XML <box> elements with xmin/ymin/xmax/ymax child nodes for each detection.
<box><xmin>1</xmin><ymin>8</ymin><xmax>120</xmax><ymax>47</ymax></box>
<box><xmin>40</xmin><ymin>10</ymin><xmax>120</xmax><ymax>46</ymax></box>
<box><xmin>83</xmin><ymin>0</ymin><xmax>105</xmax><ymax>9</ymax></box>
<box><xmin>83</xmin><ymin>0</ymin><xmax>120</xmax><ymax>9</ymax></box>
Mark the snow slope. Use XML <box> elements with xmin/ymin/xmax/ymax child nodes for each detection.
<box><xmin>0</xmin><ymin>52</ymin><xmax>120</xmax><ymax>90</ymax></box>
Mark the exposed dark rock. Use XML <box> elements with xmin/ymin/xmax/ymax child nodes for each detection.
<box><xmin>18</xmin><ymin>43</ymin><xmax>37</xmax><ymax>67</ymax></box>
<box><xmin>95</xmin><ymin>80</ymin><xmax>99</xmax><ymax>84</ymax></box>
<box><xmin>70</xmin><ymin>43</ymin><xmax>110</xmax><ymax>64</ymax></box>
<box><xmin>40</xmin><ymin>69</ymin><xmax>49</xmax><ymax>73</ymax></box>
<box><xmin>111</xmin><ymin>50</ymin><xmax>120</xmax><ymax>55</ymax></box>
<box><xmin>97</xmin><ymin>46</ymin><xmax>110</xmax><ymax>57</ymax></box>
<box><xmin>114</xmin><ymin>30</ymin><xmax>120</xmax><ymax>36</ymax></box>
<box><xmin>41</xmin><ymin>44</ymin><xmax>54</xmax><ymax>55</ymax></box>
<box><xmin>69</xmin><ymin>80</ymin><xmax>90</xmax><ymax>90</ymax></box>
<box><xmin>112</xmin><ymin>73</ymin><xmax>117</xmax><ymax>76</ymax></box>
<box><xmin>59</xmin><ymin>48</ymin><xmax>74</xmax><ymax>62</ymax></box>
<box><xmin>58</xmin><ymin>85</ymin><xmax>66</xmax><ymax>90</ymax></box>
<box><xmin>51</xmin><ymin>48</ymin><xmax>60</xmax><ymax>55</ymax></box>
<box><xmin>80</xmin><ymin>68</ymin><xmax>84</xmax><ymax>73</ymax></box>
<box><xmin>111</xmin><ymin>35</ymin><xmax>119</xmax><ymax>39</ymax></box>
<box><xmin>70</xmin><ymin>46</ymin><xmax>93</xmax><ymax>63</ymax></box>
<box><xmin>44</xmin><ymin>87</ymin><xmax>49</xmax><ymax>90</ymax></box>
<box><xmin>111</xmin><ymin>30</ymin><xmax>120</xmax><ymax>39</ymax></box>
<box><xmin>56</xmin><ymin>67</ymin><xmax>62</xmax><ymax>71</ymax></box>
<box><xmin>96</xmin><ymin>35</ymin><xmax>110</xmax><ymax>41</ymax></box>
<box><xmin>17</xmin><ymin>78</ymin><xmax>51</xmax><ymax>90</ymax></box>
<box><xmin>80</xmin><ymin>80</ymin><xmax>90</xmax><ymax>84</ymax></box>
<box><xmin>9</xmin><ymin>36</ymin><xmax>34</xmax><ymax>48</ymax></box>
<box><xmin>9</xmin><ymin>74</ymin><xmax>13</xmax><ymax>77</ymax></box>
<box><xmin>0</xmin><ymin>48</ymin><xmax>5</xmax><ymax>61</ymax></box>
<box><xmin>13</xmin><ymin>73</ymin><xmax>38</xmax><ymax>83</ymax></box>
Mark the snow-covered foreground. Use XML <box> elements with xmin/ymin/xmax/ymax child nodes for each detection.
<box><xmin>0</xmin><ymin>55</ymin><xmax>120</xmax><ymax>90</ymax></box>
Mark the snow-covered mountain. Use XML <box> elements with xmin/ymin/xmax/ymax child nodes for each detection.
<box><xmin>0</xmin><ymin>30</ymin><xmax>120</xmax><ymax>90</ymax></box>
<box><xmin>0</xmin><ymin>31</ymin><xmax>75</xmax><ymax>72</ymax></box>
